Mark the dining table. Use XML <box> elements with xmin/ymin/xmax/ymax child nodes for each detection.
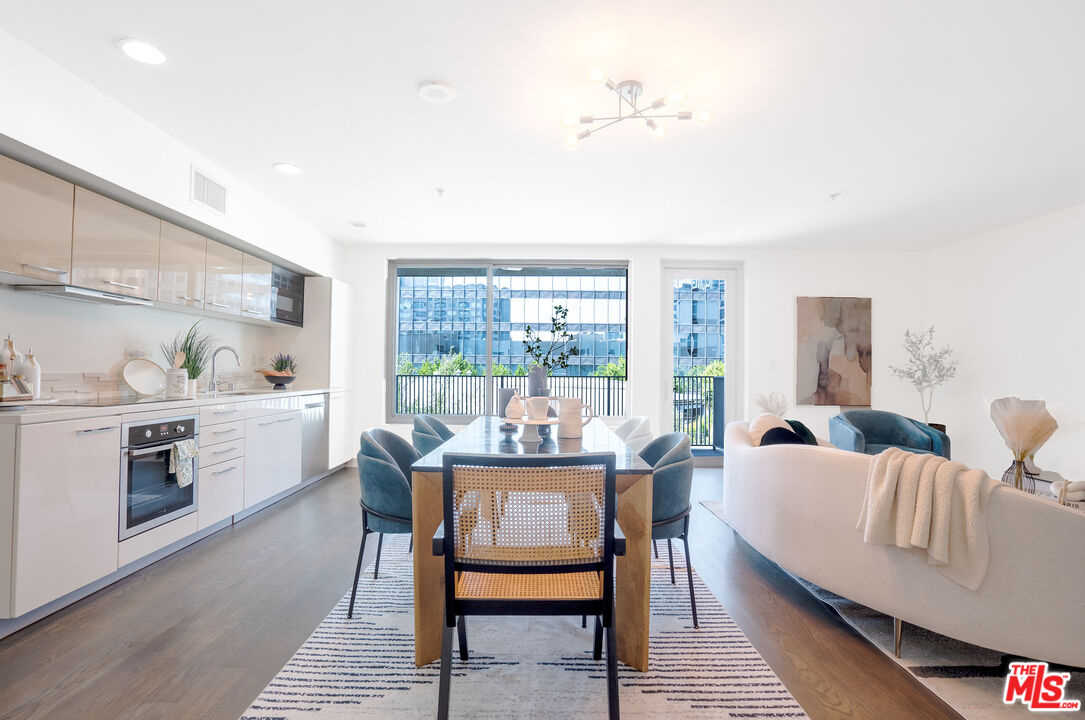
<box><xmin>410</xmin><ymin>415</ymin><xmax>655</xmax><ymax>671</ymax></box>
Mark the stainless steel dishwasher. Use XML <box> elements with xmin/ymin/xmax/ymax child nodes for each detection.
<box><xmin>300</xmin><ymin>394</ymin><xmax>329</xmax><ymax>481</ymax></box>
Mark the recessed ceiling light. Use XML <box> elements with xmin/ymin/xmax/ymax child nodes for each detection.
<box><xmin>418</xmin><ymin>81</ymin><xmax>456</xmax><ymax>104</ymax></box>
<box><xmin>272</xmin><ymin>162</ymin><xmax>302</xmax><ymax>175</ymax></box>
<box><xmin>348</xmin><ymin>220</ymin><xmax>367</xmax><ymax>228</ymax></box>
<box><xmin>119</xmin><ymin>38</ymin><xmax>166</xmax><ymax>65</ymax></box>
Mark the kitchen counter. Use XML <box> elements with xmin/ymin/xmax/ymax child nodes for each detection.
<box><xmin>0</xmin><ymin>386</ymin><xmax>346</xmax><ymax>425</ymax></box>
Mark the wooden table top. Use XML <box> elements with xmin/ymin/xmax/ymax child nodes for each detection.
<box><xmin>411</xmin><ymin>416</ymin><xmax>653</xmax><ymax>475</ymax></box>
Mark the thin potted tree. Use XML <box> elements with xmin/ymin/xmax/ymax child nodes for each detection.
<box><xmin>888</xmin><ymin>326</ymin><xmax>959</xmax><ymax>431</ymax></box>
<box><xmin>523</xmin><ymin>304</ymin><xmax>580</xmax><ymax>396</ymax></box>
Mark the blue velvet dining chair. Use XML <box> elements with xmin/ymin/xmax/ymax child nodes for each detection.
<box><xmin>348</xmin><ymin>429</ymin><xmax>420</xmax><ymax>619</ymax></box>
<box><xmin>412</xmin><ymin>415</ymin><xmax>455</xmax><ymax>456</ymax></box>
<box><xmin>829</xmin><ymin>410</ymin><xmax>950</xmax><ymax>459</ymax></box>
<box><xmin>639</xmin><ymin>432</ymin><xmax>698</xmax><ymax>628</ymax></box>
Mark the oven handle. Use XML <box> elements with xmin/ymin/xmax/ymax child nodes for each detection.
<box><xmin>126</xmin><ymin>441</ymin><xmax>194</xmax><ymax>457</ymax></box>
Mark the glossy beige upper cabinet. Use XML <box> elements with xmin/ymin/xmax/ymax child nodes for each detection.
<box><xmin>205</xmin><ymin>238</ymin><xmax>243</xmax><ymax>315</ymax></box>
<box><xmin>0</xmin><ymin>155</ymin><xmax>75</xmax><ymax>284</ymax></box>
<box><xmin>241</xmin><ymin>253</ymin><xmax>272</xmax><ymax>320</ymax></box>
<box><xmin>71</xmin><ymin>188</ymin><xmax>160</xmax><ymax>299</ymax></box>
<box><xmin>158</xmin><ymin>223</ymin><xmax>207</xmax><ymax>308</ymax></box>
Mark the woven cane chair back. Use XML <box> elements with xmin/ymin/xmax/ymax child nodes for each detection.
<box><xmin>451</xmin><ymin>463</ymin><xmax>605</xmax><ymax>569</ymax></box>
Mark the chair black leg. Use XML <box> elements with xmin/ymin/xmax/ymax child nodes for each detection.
<box><xmin>346</xmin><ymin>529</ymin><xmax>368</xmax><ymax>619</ymax></box>
<box><xmin>373</xmin><ymin>533</ymin><xmax>384</xmax><ymax>579</ymax></box>
<box><xmin>683</xmin><ymin>531</ymin><xmax>699</xmax><ymax>628</ymax></box>
<box><xmin>409</xmin><ymin>534</ymin><xmax>414</xmax><ymax>553</ymax></box>
<box><xmin>437</xmin><ymin>625</ymin><xmax>454</xmax><ymax>720</ymax></box>
<box><xmin>457</xmin><ymin>615</ymin><xmax>469</xmax><ymax>661</ymax></box>
<box><xmin>652</xmin><ymin>539</ymin><xmax>658</xmax><ymax>559</ymax></box>
<box><xmin>593</xmin><ymin>616</ymin><xmax>603</xmax><ymax>661</ymax></box>
<box><xmin>667</xmin><ymin>538</ymin><xmax>676</xmax><ymax>584</ymax></box>
<box><xmin>605</xmin><ymin>620</ymin><xmax>620</xmax><ymax>720</ymax></box>
<box><xmin>581</xmin><ymin>615</ymin><xmax>586</xmax><ymax>628</ymax></box>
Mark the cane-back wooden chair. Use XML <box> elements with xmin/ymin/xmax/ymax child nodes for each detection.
<box><xmin>433</xmin><ymin>452</ymin><xmax>624</xmax><ymax>720</ymax></box>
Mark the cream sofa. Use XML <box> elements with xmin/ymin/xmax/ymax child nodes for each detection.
<box><xmin>722</xmin><ymin>421</ymin><xmax>1085</xmax><ymax>668</ymax></box>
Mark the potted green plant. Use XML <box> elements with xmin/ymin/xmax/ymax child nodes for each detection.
<box><xmin>523</xmin><ymin>305</ymin><xmax>580</xmax><ymax>396</ymax></box>
<box><xmin>262</xmin><ymin>353</ymin><xmax>298</xmax><ymax>390</ymax></box>
<box><xmin>160</xmin><ymin>321</ymin><xmax>217</xmax><ymax>394</ymax></box>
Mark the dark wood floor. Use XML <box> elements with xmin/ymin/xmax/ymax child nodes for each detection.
<box><xmin>0</xmin><ymin>467</ymin><xmax>962</xmax><ymax>720</ymax></box>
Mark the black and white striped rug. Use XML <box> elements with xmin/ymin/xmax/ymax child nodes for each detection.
<box><xmin>240</xmin><ymin>536</ymin><xmax>807</xmax><ymax>719</ymax></box>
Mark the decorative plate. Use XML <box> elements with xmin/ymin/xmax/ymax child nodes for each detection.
<box><xmin>122</xmin><ymin>358</ymin><xmax>167</xmax><ymax>396</ymax></box>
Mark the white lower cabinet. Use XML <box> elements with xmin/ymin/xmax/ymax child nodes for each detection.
<box><xmin>198</xmin><ymin>457</ymin><xmax>245</xmax><ymax>530</ymax></box>
<box><xmin>12</xmin><ymin>418</ymin><xmax>120</xmax><ymax>616</ymax></box>
<box><xmin>244</xmin><ymin>410</ymin><xmax>303</xmax><ymax>508</ymax></box>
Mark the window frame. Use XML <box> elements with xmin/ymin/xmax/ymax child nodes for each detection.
<box><xmin>385</xmin><ymin>258</ymin><xmax>630</xmax><ymax>423</ymax></box>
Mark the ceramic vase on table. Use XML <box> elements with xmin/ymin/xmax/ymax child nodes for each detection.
<box><xmin>527</xmin><ymin>365</ymin><xmax>549</xmax><ymax>397</ymax></box>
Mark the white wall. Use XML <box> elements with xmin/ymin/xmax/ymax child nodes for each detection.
<box><xmin>926</xmin><ymin>202</ymin><xmax>1085</xmax><ymax>478</ymax></box>
<box><xmin>0</xmin><ymin>28</ymin><xmax>337</xmax><ymax>278</ymax></box>
<box><xmin>340</xmin><ymin>242</ymin><xmax>927</xmax><ymax>445</ymax></box>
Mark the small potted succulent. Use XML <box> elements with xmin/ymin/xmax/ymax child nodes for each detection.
<box><xmin>261</xmin><ymin>353</ymin><xmax>298</xmax><ymax>390</ymax></box>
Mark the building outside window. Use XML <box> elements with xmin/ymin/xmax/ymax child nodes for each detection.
<box><xmin>391</xmin><ymin>263</ymin><xmax>627</xmax><ymax>417</ymax></box>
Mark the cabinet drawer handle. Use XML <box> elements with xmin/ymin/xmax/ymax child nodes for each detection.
<box><xmin>105</xmin><ymin>280</ymin><xmax>139</xmax><ymax>290</ymax></box>
<box><xmin>209</xmin><ymin>302</ymin><xmax>229</xmax><ymax>308</ymax></box>
<box><xmin>212</xmin><ymin>446</ymin><xmax>238</xmax><ymax>455</ymax></box>
<box><xmin>242</xmin><ymin>309</ymin><xmax>264</xmax><ymax>316</ymax></box>
<box><xmin>211</xmin><ymin>465</ymin><xmax>238</xmax><ymax>476</ymax></box>
<box><xmin>212</xmin><ymin>427</ymin><xmax>239</xmax><ymax>434</ymax></box>
<box><xmin>181</xmin><ymin>296</ymin><xmax>204</xmax><ymax>303</ymax></box>
<box><xmin>213</xmin><ymin>409</ymin><xmax>239</xmax><ymax>415</ymax></box>
<box><xmin>23</xmin><ymin>263</ymin><xmax>68</xmax><ymax>277</ymax></box>
<box><xmin>77</xmin><ymin>425</ymin><xmax>118</xmax><ymax>434</ymax></box>
<box><xmin>258</xmin><ymin>417</ymin><xmax>297</xmax><ymax>426</ymax></box>
<box><xmin>304</xmin><ymin>402</ymin><xmax>323</xmax><ymax>409</ymax></box>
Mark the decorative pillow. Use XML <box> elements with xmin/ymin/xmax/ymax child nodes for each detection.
<box><xmin>749</xmin><ymin>413</ymin><xmax>791</xmax><ymax>445</ymax></box>
<box><xmin>759</xmin><ymin>427</ymin><xmax>806</xmax><ymax>446</ymax></box>
<box><xmin>786</xmin><ymin>419</ymin><xmax>819</xmax><ymax>446</ymax></box>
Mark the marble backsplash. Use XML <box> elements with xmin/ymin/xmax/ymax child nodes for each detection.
<box><xmin>40</xmin><ymin>368</ymin><xmax>265</xmax><ymax>401</ymax></box>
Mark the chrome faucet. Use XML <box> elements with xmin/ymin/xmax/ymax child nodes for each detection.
<box><xmin>209</xmin><ymin>346</ymin><xmax>240</xmax><ymax>397</ymax></box>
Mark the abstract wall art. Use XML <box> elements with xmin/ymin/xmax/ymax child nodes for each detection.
<box><xmin>796</xmin><ymin>296</ymin><xmax>872</xmax><ymax>406</ymax></box>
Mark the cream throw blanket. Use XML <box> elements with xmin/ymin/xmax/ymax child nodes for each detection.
<box><xmin>856</xmin><ymin>447</ymin><xmax>1001</xmax><ymax>591</ymax></box>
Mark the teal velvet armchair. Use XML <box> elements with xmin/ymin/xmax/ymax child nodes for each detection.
<box><xmin>829</xmin><ymin>410</ymin><xmax>950</xmax><ymax>459</ymax></box>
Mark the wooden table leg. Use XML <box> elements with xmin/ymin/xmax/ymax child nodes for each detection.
<box><xmin>412</xmin><ymin>470</ymin><xmax>444</xmax><ymax>667</ymax></box>
<box><xmin>616</xmin><ymin>473</ymin><xmax>652</xmax><ymax>671</ymax></box>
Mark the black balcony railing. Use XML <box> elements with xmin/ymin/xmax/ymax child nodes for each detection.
<box><xmin>673</xmin><ymin>375</ymin><xmax>725</xmax><ymax>449</ymax></box>
<box><xmin>394</xmin><ymin>375</ymin><xmax>627</xmax><ymax>417</ymax></box>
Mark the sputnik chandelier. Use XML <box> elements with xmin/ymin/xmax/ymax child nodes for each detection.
<box><xmin>563</xmin><ymin>62</ymin><xmax>711</xmax><ymax>148</ymax></box>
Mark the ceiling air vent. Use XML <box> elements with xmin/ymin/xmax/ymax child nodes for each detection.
<box><xmin>190</xmin><ymin>165</ymin><xmax>227</xmax><ymax>215</ymax></box>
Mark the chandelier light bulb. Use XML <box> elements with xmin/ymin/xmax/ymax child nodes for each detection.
<box><xmin>588</xmin><ymin>62</ymin><xmax>609</xmax><ymax>87</ymax></box>
<box><xmin>564</xmin><ymin>134</ymin><xmax>580</xmax><ymax>150</ymax></box>
<box><xmin>561</xmin><ymin>113</ymin><xmax>578</xmax><ymax>129</ymax></box>
<box><xmin>646</xmin><ymin>119</ymin><xmax>666</xmax><ymax>141</ymax></box>
<box><xmin>694</xmin><ymin>105</ymin><xmax>713</xmax><ymax>126</ymax></box>
<box><xmin>665</xmin><ymin>85</ymin><xmax>687</xmax><ymax>107</ymax></box>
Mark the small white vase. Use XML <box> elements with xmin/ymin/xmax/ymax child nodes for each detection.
<box><xmin>187</xmin><ymin>379</ymin><xmax>198</xmax><ymax>398</ymax></box>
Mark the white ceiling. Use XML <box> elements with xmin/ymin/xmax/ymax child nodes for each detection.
<box><xmin>1</xmin><ymin>0</ymin><xmax>1083</xmax><ymax>250</ymax></box>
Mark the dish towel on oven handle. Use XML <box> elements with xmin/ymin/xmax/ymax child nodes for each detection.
<box><xmin>169</xmin><ymin>439</ymin><xmax>199</xmax><ymax>489</ymax></box>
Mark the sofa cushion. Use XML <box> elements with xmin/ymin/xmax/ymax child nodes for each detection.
<box><xmin>749</xmin><ymin>413</ymin><xmax>791</xmax><ymax>445</ymax></box>
<box><xmin>759</xmin><ymin>427</ymin><xmax>807</xmax><ymax>446</ymax></box>
<box><xmin>785</xmin><ymin>419</ymin><xmax>819</xmax><ymax>446</ymax></box>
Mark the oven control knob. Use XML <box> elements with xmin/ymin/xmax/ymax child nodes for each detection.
<box><xmin>176</xmin><ymin>424</ymin><xmax>186</xmax><ymax>434</ymax></box>
<box><xmin>144</xmin><ymin>429</ymin><xmax>153</xmax><ymax>439</ymax></box>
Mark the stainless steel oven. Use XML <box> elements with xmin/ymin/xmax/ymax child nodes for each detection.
<box><xmin>120</xmin><ymin>415</ymin><xmax>199</xmax><ymax>540</ymax></box>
